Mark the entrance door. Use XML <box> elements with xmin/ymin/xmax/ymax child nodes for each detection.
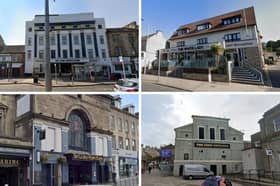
<box><xmin>210</xmin><ymin>165</ymin><xmax>217</xmax><ymax>175</ymax></box>
<box><xmin>233</xmin><ymin>53</ymin><xmax>239</xmax><ymax>67</ymax></box>
<box><xmin>222</xmin><ymin>165</ymin><xmax>227</xmax><ymax>175</ymax></box>
<box><xmin>0</xmin><ymin>167</ymin><xmax>19</xmax><ymax>186</ymax></box>
<box><xmin>179</xmin><ymin>165</ymin><xmax>184</xmax><ymax>176</ymax></box>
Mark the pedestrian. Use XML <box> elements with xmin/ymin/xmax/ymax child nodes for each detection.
<box><xmin>112</xmin><ymin>166</ymin><xmax>117</xmax><ymax>186</ymax></box>
<box><xmin>148</xmin><ymin>165</ymin><xmax>152</xmax><ymax>174</ymax></box>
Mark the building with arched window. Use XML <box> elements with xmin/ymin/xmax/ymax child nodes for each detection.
<box><xmin>15</xmin><ymin>95</ymin><xmax>116</xmax><ymax>186</ymax></box>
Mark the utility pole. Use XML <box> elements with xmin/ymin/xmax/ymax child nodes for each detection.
<box><xmin>45</xmin><ymin>0</ymin><xmax>52</xmax><ymax>91</ymax></box>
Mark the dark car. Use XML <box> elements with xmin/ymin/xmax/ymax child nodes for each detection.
<box><xmin>201</xmin><ymin>176</ymin><xmax>232</xmax><ymax>186</ymax></box>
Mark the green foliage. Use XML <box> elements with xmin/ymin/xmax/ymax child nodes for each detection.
<box><xmin>264</xmin><ymin>40</ymin><xmax>280</xmax><ymax>53</ymax></box>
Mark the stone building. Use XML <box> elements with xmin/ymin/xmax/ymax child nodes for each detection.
<box><xmin>243</xmin><ymin>103</ymin><xmax>280</xmax><ymax>179</ymax></box>
<box><xmin>174</xmin><ymin>115</ymin><xmax>244</xmax><ymax>176</ymax></box>
<box><xmin>106</xmin><ymin>22</ymin><xmax>139</xmax><ymax>75</ymax></box>
<box><xmin>110</xmin><ymin>96</ymin><xmax>139</xmax><ymax>181</ymax></box>
<box><xmin>0</xmin><ymin>95</ymin><xmax>32</xmax><ymax>186</ymax></box>
<box><xmin>0</xmin><ymin>35</ymin><xmax>25</xmax><ymax>78</ymax></box>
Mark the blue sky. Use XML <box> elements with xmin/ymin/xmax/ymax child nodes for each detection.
<box><xmin>119</xmin><ymin>94</ymin><xmax>139</xmax><ymax>112</ymax></box>
<box><xmin>142</xmin><ymin>94</ymin><xmax>280</xmax><ymax>147</ymax></box>
<box><xmin>142</xmin><ymin>0</ymin><xmax>280</xmax><ymax>42</ymax></box>
<box><xmin>0</xmin><ymin>0</ymin><xmax>138</xmax><ymax>45</ymax></box>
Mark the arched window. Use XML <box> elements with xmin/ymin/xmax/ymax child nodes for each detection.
<box><xmin>68</xmin><ymin>110</ymin><xmax>89</xmax><ymax>150</ymax></box>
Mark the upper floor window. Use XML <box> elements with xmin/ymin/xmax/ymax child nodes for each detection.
<box><xmin>125</xmin><ymin>120</ymin><xmax>129</xmax><ymax>133</ymax></box>
<box><xmin>118</xmin><ymin>118</ymin><xmax>122</xmax><ymax>132</ymax></box>
<box><xmin>99</xmin><ymin>35</ymin><xmax>105</xmax><ymax>44</ymax></box>
<box><xmin>50</xmin><ymin>36</ymin><xmax>56</xmax><ymax>46</ymax></box>
<box><xmin>196</xmin><ymin>23</ymin><xmax>211</xmax><ymax>31</ymax></box>
<box><xmin>86</xmin><ymin>35</ymin><xmax>92</xmax><ymax>45</ymax></box>
<box><xmin>119</xmin><ymin>136</ymin><xmax>124</xmax><ymax>149</ymax></box>
<box><xmin>223</xmin><ymin>16</ymin><xmax>241</xmax><ymax>25</ymax></box>
<box><xmin>132</xmin><ymin>140</ymin><xmax>136</xmax><ymax>151</ymax></box>
<box><xmin>132</xmin><ymin>122</ymin><xmax>136</xmax><ymax>134</ymax></box>
<box><xmin>68</xmin><ymin>110</ymin><xmax>89</xmax><ymax>150</ymax></box>
<box><xmin>125</xmin><ymin>138</ymin><xmax>130</xmax><ymax>150</ymax></box>
<box><xmin>220</xmin><ymin>128</ymin><xmax>225</xmax><ymax>140</ymax></box>
<box><xmin>98</xmin><ymin>24</ymin><xmax>103</xmax><ymax>29</ymax></box>
<box><xmin>28</xmin><ymin>38</ymin><xmax>32</xmax><ymax>46</ymax></box>
<box><xmin>273</xmin><ymin>117</ymin><xmax>280</xmax><ymax>132</ymax></box>
<box><xmin>27</xmin><ymin>50</ymin><xmax>32</xmax><ymax>59</ymax></box>
<box><xmin>197</xmin><ymin>38</ymin><xmax>208</xmax><ymax>45</ymax></box>
<box><xmin>62</xmin><ymin>35</ymin><xmax>67</xmax><ymax>45</ymax></box>
<box><xmin>73</xmin><ymin>35</ymin><xmax>80</xmax><ymax>45</ymax></box>
<box><xmin>39</xmin><ymin>36</ymin><xmax>44</xmax><ymax>46</ymax></box>
<box><xmin>176</xmin><ymin>41</ymin><xmax>185</xmax><ymax>47</ymax></box>
<box><xmin>184</xmin><ymin>153</ymin><xmax>189</xmax><ymax>160</ymax></box>
<box><xmin>110</xmin><ymin>115</ymin><xmax>115</xmax><ymax>130</ymax></box>
<box><xmin>101</xmin><ymin>49</ymin><xmax>106</xmax><ymax>58</ymax></box>
<box><xmin>224</xmin><ymin>33</ymin><xmax>241</xmax><ymax>42</ymax></box>
<box><xmin>177</xmin><ymin>29</ymin><xmax>189</xmax><ymax>35</ymax></box>
<box><xmin>112</xmin><ymin>136</ymin><xmax>116</xmax><ymax>149</ymax></box>
<box><xmin>210</xmin><ymin>128</ymin><xmax>215</xmax><ymax>140</ymax></box>
<box><xmin>198</xmin><ymin>127</ymin><xmax>205</xmax><ymax>139</ymax></box>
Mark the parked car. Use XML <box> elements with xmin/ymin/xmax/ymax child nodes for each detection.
<box><xmin>113</xmin><ymin>78</ymin><xmax>139</xmax><ymax>92</ymax></box>
<box><xmin>183</xmin><ymin>164</ymin><xmax>214</xmax><ymax>180</ymax></box>
<box><xmin>201</xmin><ymin>176</ymin><xmax>232</xmax><ymax>186</ymax></box>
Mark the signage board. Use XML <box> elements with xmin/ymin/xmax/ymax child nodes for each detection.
<box><xmin>67</xmin><ymin>153</ymin><xmax>103</xmax><ymax>161</ymax></box>
<box><xmin>194</xmin><ymin>142</ymin><xmax>230</xmax><ymax>149</ymax></box>
<box><xmin>160</xmin><ymin>149</ymin><xmax>172</xmax><ymax>158</ymax></box>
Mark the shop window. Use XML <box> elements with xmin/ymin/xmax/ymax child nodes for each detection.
<box><xmin>184</xmin><ymin>153</ymin><xmax>189</xmax><ymax>160</ymax></box>
<box><xmin>68</xmin><ymin>110</ymin><xmax>89</xmax><ymax>150</ymax></box>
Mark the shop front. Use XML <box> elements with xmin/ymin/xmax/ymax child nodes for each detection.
<box><xmin>66</xmin><ymin>153</ymin><xmax>111</xmax><ymax>185</ymax></box>
<box><xmin>0</xmin><ymin>147</ymin><xmax>31</xmax><ymax>186</ymax></box>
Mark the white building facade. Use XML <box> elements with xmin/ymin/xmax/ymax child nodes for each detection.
<box><xmin>25</xmin><ymin>13</ymin><xmax>111</xmax><ymax>80</ymax></box>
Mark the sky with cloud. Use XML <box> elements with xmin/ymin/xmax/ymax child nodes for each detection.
<box><xmin>142</xmin><ymin>94</ymin><xmax>280</xmax><ymax>147</ymax></box>
<box><xmin>142</xmin><ymin>0</ymin><xmax>280</xmax><ymax>42</ymax></box>
<box><xmin>0</xmin><ymin>0</ymin><xmax>138</xmax><ymax>45</ymax></box>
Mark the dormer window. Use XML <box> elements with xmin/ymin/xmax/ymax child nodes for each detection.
<box><xmin>177</xmin><ymin>29</ymin><xmax>189</xmax><ymax>36</ymax></box>
<box><xmin>223</xmin><ymin>15</ymin><xmax>241</xmax><ymax>25</ymax></box>
<box><xmin>196</xmin><ymin>23</ymin><xmax>211</xmax><ymax>31</ymax></box>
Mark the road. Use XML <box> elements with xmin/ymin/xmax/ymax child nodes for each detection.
<box><xmin>142</xmin><ymin>80</ymin><xmax>187</xmax><ymax>92</ymax></box>
<box><xmin>267</xmin><ymin>63</ymin><xmax>280</xmax><ymax>88</ymax></box>
<box><xmin>0</xmin><ymin>84</ymin><xmax>114</xmax><ymax>92</ymax></box>
<box><xmin>142</xmin><ymin>169</ymin><xmax>245</xmax><ymax>186</ymax></box>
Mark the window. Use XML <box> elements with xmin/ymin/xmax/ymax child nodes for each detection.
<box><xmin>223</xmin><ymin>16</ymin><xmax>241</xmax><ymax>25</ymax></box>
<box><xmin>39</xmin><ymin>36</ymin><xmax>44</xmax><ymax>46</ymax></box>
<box><xmin>27</xmin><ymin>50</ymin><xmax>32</xmax><ymax>59</ymax></box>
<box><xmin>101</xmin><ymin>49</ymin><xmax>106</xmax><ymax>58</ymax></box>
<box><xmin>125</xmin><ymin>120</ymin><xmax>129</xmax><ymax>133</ymax></box>
<box><xmin>184</xmin><ymin>153</ymin><xmax>189</xmax><ymax>160</ymax></box>
<box><xmin>177</xmin><ymin>41</ymin><xmax>185</xmax><ymax>47</ymax></box>
<box><xmin>62</xmin><ymin>50</ymin><xmax>68</xmax><ymax>59</ymax></box>
<box><xmin>110</xmin><ymin>115</ymin><xmax>115</xmax><ymax>130</ymax></box>
<box><xmin>220</xmin><ymin>129</ymin><xmax>225</xmax><ymax>140</ymax></box>
<box><xmin>39</xmin><ymin>50</ymin><xmax>44</xmax><ymax>59</ymax></box>
<box><xmin>197</xmin><ymin>23</ymin><xmax>211</xmax><ymax>31</ymax></box>
<box><xmin>210</xmin><ymin>128</ymin><xmax>215</xmax><ymax>140</ymax></box>
<box><xmin>233</xmin><ymin>137</ymin><xmax>236</xmax><ymax>141</ymax></box>
<box><xmin>88</xmin><ymin>49</ymin><xmax>94</xmax><ymax>59</ymax></box>
<box><xmin>132</xmin><ymin>122</ymin><xmax>136</xmax><ymax>134</ymax></box>
<box><xmin>177</xmin><ymin>29</ymin><xmax>189</xmax><ymax>35</ymax></box>
<box><xmin>118</xmin><ymin>118</ymin><xmax>122</xmax><ymax>132</ymax></box>
<box><xmin>115</xmin><ymin>64</ymin><xmax>129</xmax><ymax>71</ymax></box>
<box><xmin>51</xmin><ymin>50</ymin><xmax>56</xmax><ymax>59</ymax></box>
<box><xmin>224</xmin><ymin>33</ymin><xmax>241</xmax><ymax>42</ymax></box>
<box><xmin>73</xmin><ymin>35</ymin><xmax>79</xmax><ymax>45</ymax></box>
<box><xmin>28</xmin><ymin>27</ymin><xmax>32</xmax><ymax>32</ymax></box>
<box><xmin>98</xmin><ymin>24</ymin><xmax>103</xmax><ymax>29</ymax></box>
<box><xmin>273</xmin><ymin>117</ymin><xmax>280</xmax><ymax>132</ymax></box>
<box><xmin>199</xmin><ymin>127</ymin><xmax>205</xmax><ymax>139</ymax></box>
<box><xmin>28</xmin><ymin>38</ymin><xmax>32</xmax><ymax>46</ymax></box>
<box><xmin>100</xmin><ymin>35</ymin><xmax>105</xmax><ymax>44</ymax></box>
<box><xmin>112</xmin><ymin>34</ymin><xmax>120</xmax><ymax>43</ymax></box>
<box><xmin>128</xmin><ymin>33</ymin><xmax>134</xmax><ymax>44</ymax></box>
<box><xmin>125</xmin><ymin>138</ymin><xmax>130</xmax><ymax>150</ymax></box>
<box><xmin>119</xmin><ymin>136</ymin><xmax>123</xmax><ymax>149</ymax></box>
<box><xmin>115</xmin><ymin>47</ymin><xmax>123</xmax><ymax>56</ymax></box>
<box><xmin>50</xmin><ymin>36</ymin><xmax>56</xmax><ymax>45</ymax></box>
<box><xmin>86</xmin><ymin>35</ymin><xmax>92</xmax><ymax>45</ymax></box>
<box><xmin>68</xmin><ymin>110</ymin><xmax>89</xmax><ymax>149</ymax></box>
<box><xmin>197</xmin><ymin>38</ymin><xmax>208</xmax><ymax>45</ymax></box>
<box><xmin>75</xmin><ymin>49</ymin><xmax>80</xmax><ymax>58</ymax></box>
<box><xmin>132</xmin><ymin>140</ymin><xmax>136</xmax><ymax>151</ymax></box>
<box><xmin>62</xmin><ymin>35</ymin><xmax>67</xmax><ymax>45</ymax></box>
<box><xmin>112</xmin><ymin>136</ymin><xmax>116</xmax><ymax>149</ymax></box>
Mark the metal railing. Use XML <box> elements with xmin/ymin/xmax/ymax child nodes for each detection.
<box><xmin>114</xmin><ymin>176</ymin><xmax>138</xmax><ymax>186</ymax></box>
<box><xmin>243</xmin><ymin>61</ymin><xmax>264</xmax><ymax>84</ymax></box>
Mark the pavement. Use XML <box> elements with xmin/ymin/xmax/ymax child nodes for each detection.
<box><xmin>266</xmin><ymin>62</ymin><xmax>280</xmax><ymax>88</ymax></box>
<box><xmin>142</xmin><ymin>74</ymin><xmax>278</xmax><ymax>92</ymax></box>
<box><xmin>142</xmin><ymin>169</ymin><xmax>244</xmax><ymax>186</ymax></box>
<box><xmin>0</xmin><ymin>78</ymin><xmax>116</xmax><ymax>92</ymax></box>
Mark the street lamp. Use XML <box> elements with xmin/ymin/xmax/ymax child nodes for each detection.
<box><xmin>119</xmin><ymin>56</ymin><xmax>126</xmax><ymax>79</ymax></box>
<box><xmin>44</xmin><ymin>0</ymin><xmax>53</xmax><ymax>91</ymax></box>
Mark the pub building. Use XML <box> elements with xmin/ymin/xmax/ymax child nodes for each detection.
<box><xmin>15</xmin><ymin>95</ymin><xmax>113</xmax><ymax>186</ymax></box>
<box><xmin>174</xmin><ymin>115</ymin><xmax>244</xmax><ymax>176</ymax></box>
<box><xmin>0</xmin><ymin>137</ymin><xmax>32</xmax><ymax>186</ymax></box>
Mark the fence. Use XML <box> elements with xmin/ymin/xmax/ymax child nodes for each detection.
<box><xmin>114</xmin><ymin>176</ymin><xmax>138</xmax><ymax>186</ymax></box>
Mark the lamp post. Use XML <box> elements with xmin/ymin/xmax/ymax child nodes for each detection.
<box><xmin>45</xmin><ymin>0</ymin><xmax>52</xmax><ymax>91</ymax></box>
<box><xmin>119</xmin><ymin>56</ymin><xmax>126</xmax><ymax>79</ymax></box>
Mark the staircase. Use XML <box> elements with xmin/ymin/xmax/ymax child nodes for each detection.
<box><xmin>232</xmin><ymin>67</ymin><xmax>264</xmax><ymax>85</ymax></box>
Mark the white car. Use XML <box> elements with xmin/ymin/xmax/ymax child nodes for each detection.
<box><xmin>113</xmin><ymin>79</ymin><xmax>139</xmax><ymax>92</ymax></box>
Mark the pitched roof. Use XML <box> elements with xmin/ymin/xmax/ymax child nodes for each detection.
<box><xmin>170</xmin><ymin>7</ymin><xmax>257</xmax><ymax>40</ymax></box>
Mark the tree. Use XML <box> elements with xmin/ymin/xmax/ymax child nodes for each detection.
<box><xmin>210</xmin><ymin>44</ymin><xmax>224</xmax><ymax>66</ymax></box>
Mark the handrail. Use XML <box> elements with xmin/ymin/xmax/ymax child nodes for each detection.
<box><xmin>243</xmin><ymin>60</ymin><xmax>264</xmax><ymax>84</ymax></box>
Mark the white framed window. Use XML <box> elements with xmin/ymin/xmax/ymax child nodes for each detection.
<box><xmin>86</xmin><ymin>34</ymin><xmax>92</xmax><ymax>45</ymax></box>
<box><xmin>110</xmin><ymin>115</ymin><xmax>115</xmax><ymax>130</ymax></box>
<box><xmin>28</xmin><ymin>38</ymin><xmax>32</xmax><ymax>46</ymax></box>
<box><xmin>198</xmin><ymin>126</ymin><xmax>205</xmax><ymax>139</ymax></box>
<box><xmin>101</xmin><ymin>49</ymin><xmax>106</xmax><ymax>58</ymax></box>
<box><xmin>73</xmin><ymin>35</ymin><xmax>79</xmax><ymax>45</ymax></box>
<box><xmin>220</xmin><ymin>128</ymin><xmax>225</xmax><ymax>140</ymax></box>
<box><xmin>118</xmin><ymin>118</ymin><xmax>122</xmax><ymax>132</ymax></box>
<box><xmin>88</xmin><ymin>49</ymin><xmax>94</xmax><ymax>59</ymax></box>
<box><xmin>39</xmin><ymin>36</ymin><xmax>44</xmax><ymax>46</ymax></box>
<box><xmin>132</xmin><ymin>140</ymin><xmax>136</xmax><ymax>151</ymax></box>
<box><xmin>119</xmin><ymin>136</ymin><xmax>123</xmax><ymax>149</ymax></box>
<box><xmin>125</xmin><ymin>138</ymin><xmax>130</xmax><ymax>150</ymax></box>
<box><xmin>27</xmin><ymin>50</ymin><xmax>32</xmax><ymax>59</ymax></box>
<box><xmin>100</xmin><ymin>35</ymin><xmax>105</xmax><ymax>44</ymax></box>
<box><xmin>125</xmin><ymin>120</ymin><xmax>129</xmax><ymax>133</ymax></box>
<box><xmin>50</xmin><ymin>36</ymin><xmax>56</xmax><ymax>46</ymax></box>
<box><xmin>39</xmin><ymin>50</ymin><xmax>44</xmax><ymax>59</ymax></box>
<box><xmin>62</xmin><ymin>35</ymin><xmax>67</xmax><ymax>45</ymax></box>
<box><xmin>210</xmin><ymin>127</ymin><xmax>215</xmax><ymax>140</ymax></box>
